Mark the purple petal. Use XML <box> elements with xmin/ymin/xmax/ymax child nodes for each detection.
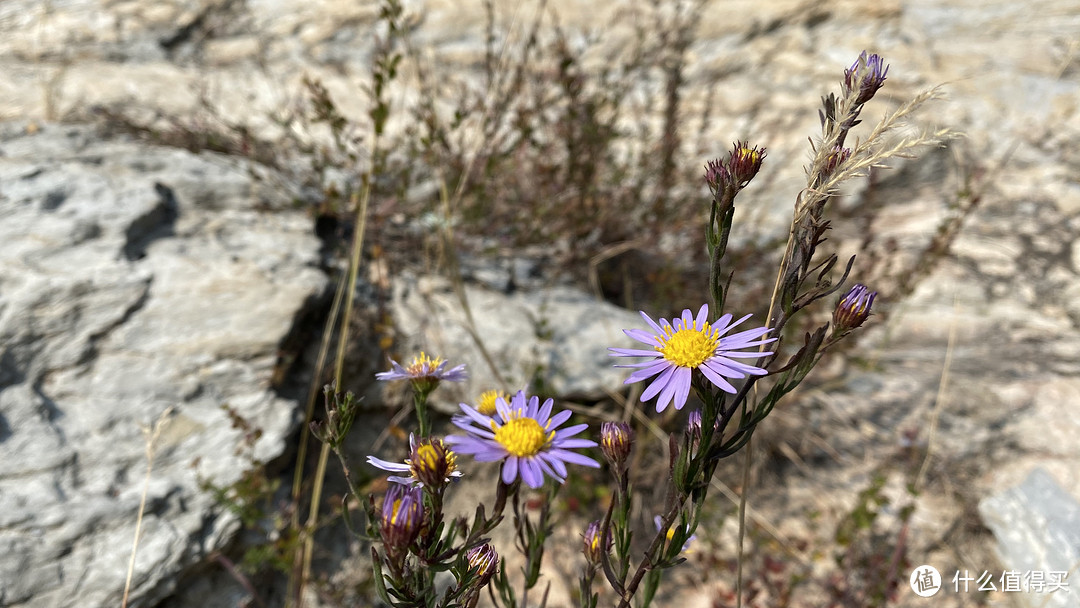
<box><xmin>716</xmin><ymin>313</ymin><xmax>753</xmax><ymax>337</ymax></box>
<box><xmin>527</xmin><ymin>395</ymin><xmax>541</xmax><ymax>418</ymax></box>
<box><xmin>641</xmin><ymin>364</ymin><xmax>677</xmax><ymax>401</ymax></box>
<box><xmin>547</xmin><ymin>449</ymin><xmax>601</xmax><ymax>468</ymax></box>
<box><xmin>710</xmin><ymin>357</ymin><xmax>770</xmax><ymax>376</ymax></box>
<box><xmin>617</xmin><ymin>358</ymin><xmax>668</xmax><ymax>371</ymax></box>
<box><xmin>537</xmin><ymin>398</ymin><xmax>554</xmax><ymax>424</ymax></box>
<box><xmin>623</xmin><ymin>328</ymin><xmax>662</xmax><ymax>346</ymax></box>
<box><xmin>627</xmin><ymin>360</ymin><xmax>673</xmax><ymax>386</ymax></box>
<box><xmin>366</xmin><ymin>456</ymin><xmax>411</xmax><ymax>473</ymax></box>
<box><xmin>553</xmin><ymin>437</ymin><xmax>598</xmax><ymax>449</ymax></box>
<box><xmin>539</xmin><ymin>453</ymin><xmax>568</xmax><ymax>479</ymax></box>
<box><xmin>679</xmin><ymin>308</ymin><xmax>694</xmax><ymax>328</ymax></box>
<box><xmin>639</xmin><ymin>310</ymin><xmax>666</xmax><ymax>337</ymax></box>
<box><xmin>547</xmin><ymin>409</ymin><xmax>573</xmax><ymax>430</ymax></box>
<box><xmin>552</xmin><ymin>422</ymin><xmax>589</xmax><ymax>438</ymax></box>
<box><xmin>458</xmin><ymin>403</ymin><xmax>497</xmax><ymax>427</ymax></box>
<box><xmin>534</xmin><ymin>456</ymin><xmax>565</xmax><ymax>484</ymax></box>
<box><xmin>698</xmin><ymin>363</ymin><xmax>737</xmax><ymax>393</ymax></box>
<box><xmin>609</xmin><ymin>347</ymin><xmax>662</xmax><ymax>357</ymax></box>
<box><xmin>670</xmin><ymin>367</ymin><xmax>692</xmax><ymax>410</ymax></box>
<box><xmin>694</xmin><ymin>304</ymin><xmax>709</xmax><ymax>329</ymax></box>
<box><xmin>520</xmin><ymin>458</ymin><xmax>544</xmax><ymax>488</ymax></box>
<box><xmin>502</xmin><ymin>457</ymin><xmax>520</xmax><ymax>484</ymax></box>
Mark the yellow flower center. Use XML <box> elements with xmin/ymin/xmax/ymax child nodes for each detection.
<box><xmin>406</xmin><ymin>351</ymin><xmax>443</xmax><ymax>376</ymax></box>
<box><xmin>735</xmin><ymin>147</ymin><xmax>761</xmax><ymax>165</ymax></box>
<box><xmin>493</xmin><ymin>416</ymin><xmax>553</xmax><ymax>457</ymax></box>
<box><xmin>390</xmin><ymin>498</ymin><xmax>405</xmax><ymax>525</ymax></box>
<box><xmin>476</xmin><ymin>390</ymin><xmax>503</xmax><ymax>416</ymax></box>
<box><xmin>656</xmin><ymin>322</ymin><xmax>719</xmax><ymax>368</ymax></box>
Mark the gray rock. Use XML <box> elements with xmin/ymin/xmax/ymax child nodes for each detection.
<box><xmin>388</xmin><ymin>273</ymin><xmax>642</xmax><ymax>412</ymax></box>
<box><xmin>978</xmin><ymin>468</ymin><xmax>1080</xmax><ymax>608</ymax></box>
<box><xmin>0</xmin><ymin>123</ymin><xmax>326</xmax><ymax>608</ymax></box>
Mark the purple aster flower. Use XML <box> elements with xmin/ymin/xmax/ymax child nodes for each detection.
<box><xmin>655</xmin><ymin>515</ymin><xmax>697</xmax><ymax>553</ymax></box>
<box><xmin>609</xmin><ymin>304</ymin><xmax>776</xmax><ymax>412</ymax></box>
<box><xmin>367</xmin><ymin>434</ymin><xmax>463</xmax><ymax>488</ymax></box>
<box><xmin>375</xmin><ymin>352</ymin><xmax>467</xmax><ymax>387</ymax></box>
<box><xmin>445</xmin><ymin>390</ymin><xmax>600</xmax><ymax>489</ymax></box>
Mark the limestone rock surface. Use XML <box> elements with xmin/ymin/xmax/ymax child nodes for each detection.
<box><xmin>0</xmin><ymin>123</ymin><xmax>326</xmax><ymax>608</ymax></box>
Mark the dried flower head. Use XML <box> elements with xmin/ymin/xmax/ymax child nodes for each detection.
<box><xmin>610</xmin><ymin>304</ymin><xmax>776</xmax><ymax>412</ymax></box>
<box><xmin>379</xmin><ymin>483</ymin><xmax>424</xmax><ymax>552</ymax></box>
<box><xmin>447</xmin><ymin>390</ymin><xmax>600</xmax><ymax>489</ymax></box>
<box><xmin>600</xmin><ymin>421</ymin><xmax>634</xmax><ymax>468</ymax></box>
<box><xmin>833</xmin><ymin>283</ymin><xmax>877</xmax><ymax>332</ymax></box>
<box><xmin>367</xmin><ymin>434</ymin><xmax>462</xmax><ymax>488</ymax></box>
<box><xmin>844</xmin><ymin>51</ymin><xmax>889</xmax><ymax>105</ymax></box>
<box><xmin>582</xmin><ymin>520</ymin><xmax>611</xmax><ymax>564</ymax></box>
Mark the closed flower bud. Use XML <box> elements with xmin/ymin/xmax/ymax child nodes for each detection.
<box><xmin>379</xmin><ymin>484</ymin><xmax>424</xmax><ymax>552</ymax></box>
<box><xmin>582</xmin><ymin>520</ymin><xmax>611</xmax><ymax>564</ymax></box>
<box><xmin>600</xmin><ymin>421</ymin><xmax>634</xmax><ymax>468</ymax></box>
<box><xmin>704</xmin><ymin>158</ymin><xmax>730</xmax><ymax>193</ymax></box>
<box><xmin>822</xmin><ymin>145</ymin><xmax>852</xmax><ymax>177</ymax></box>
<box><xmin>844</xmin><ymin>51</ymin><xmax>889</xmax><ymax>105</ymax></box>
<box><xmin>465</xmin><ymin>543</ymin><xmax>499</xmax><ymax>588</ymax></box>
<box><xmin>834</xmin><ymin>284</ymin><xmax>877</xmax><ymax>332</ymax></box>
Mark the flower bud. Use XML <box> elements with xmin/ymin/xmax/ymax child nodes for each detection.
<box><xmin>704</xmin><ymin>158</ymin><xmax>730</xmax><ymax>193</ymax></box>
<box><xmin>844</xmin><ymin>51</ymin><xmax>889</xmax><ymax>105</ymax></box>
<box><xmin>582</xmin><ymin>520</ymin><xmax>611</xmax><ymax>564</ymax></box>
<box><xmin>600</xmin><ymin>421</ymin><xmax>633</xmax><ymax>469</ymax></box>
<box><xmin>822</xmin><ymin>145</ymin><xmax>852</xmax><ymax>177</ymax></box>
<box><xmin>728</xmin><ymin>141</ymin><xmax>766</xmax><ymax>187</ymax></box>
<box><xmin>833</xmin><ymin>283</ymin><xmax>877</xmax><ymax>332</ymax></box>
<box><xmin>465</xmin><ymin>543</ymin><xmax>499</xmax><ymax>588</ymax></box>
<box><xmin>409</xmin><ymin>436</ymin><xmax>459</xmax><ymax>489</ymax></box>
<box><xmin>379</xmin><ymin>484</ymin><xmax>424</xmax><ymax>552</ymax></box>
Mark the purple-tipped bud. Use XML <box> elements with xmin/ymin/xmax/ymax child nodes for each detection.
<box><xmin>834</xmin><ymin>284</ymin><xmax>877</xmax><ymax>332</ymax></box>
<box><xmin>728</xmin><ymin>141</ymin><xmax>766</xmax><ymax>187</ymax></box>
<box><xmin>465</xmin><ymin>543</ymin><xmax>499</xmax><ymax>588</ymax></box>
<box><xmin>379</xmin><ymin>484</ymin><xmax>424</xmax><ymax>552</ymax></box>
<box><xmin>409</xmin><ymin>436</ymin><xmax>459</xmax><ymax>489</ymax></box>
<box><xmin>704</xmin><ymin>158</ymin><xmax>730</xmax><ymax>192</ymax></box>
<box><xmin>844</xmin><ymin>52</ymin><xmax>889</xmax><ymax>105</ymax></box>
<box><xmin>686</xmin><ymin>410</ymin><xmax>716</xmax><ymax>454</ymax></box>
<box><xmin>600</xmin><ymin>421</ymin><xmax>634</xmax><ymax>469</ymax></box>
<box><xmin>582</xmin><ymin>520</ymin><xmax>611</xmax><ymax>564</ymax></box>
<box><xmin>822</xmin><ymin>145</ymin><xmax>852</xmax><ymax>176</ymax></box>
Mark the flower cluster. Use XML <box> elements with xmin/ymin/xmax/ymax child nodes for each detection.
<box><xmin>346</xmin><ymin>49</ymin><xmax>895</xmax><ymax>608</ymax></box>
